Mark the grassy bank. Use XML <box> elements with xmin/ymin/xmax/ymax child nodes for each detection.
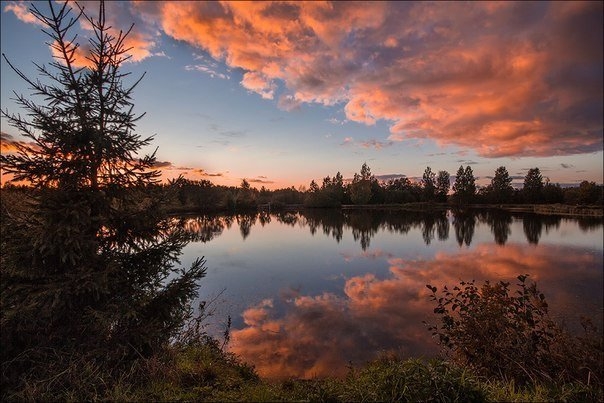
<box><xmin>5</xmin><ymin>340</ymin><xmax>600</xmax><ymax>402</ymax></box>
<box><xmin>130</xmin><ymin>346</ymin><xmax>602</xmax><ymax>402</ymax></box>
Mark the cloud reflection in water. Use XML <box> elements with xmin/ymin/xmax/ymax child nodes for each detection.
<box><xmin>230</xmin><ymin>242</ymin><xmax>603</xmax><ymax>379</ymax></box>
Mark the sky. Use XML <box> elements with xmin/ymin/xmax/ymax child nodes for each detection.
<box><xmin>1</xmin><ymin>1</ymin><xmax>603</xmax><ymax>190</ymax></box>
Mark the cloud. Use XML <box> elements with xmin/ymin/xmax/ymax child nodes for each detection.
<box><xmin>455</xmin><ymin>160</ymin><xmax>479</xmax><ymax>165</ymax></box>
<box><xmin>133</xmin><ymin>1</ymin><xmax>602</xmax><ymax>158</ymax></box>
<box><xmin>194</xmin><ymin>169</ymin><xmax>223</xmax><ymax>177</ymax></box>
<box><xmin>4</xmin><ymin>2</ymin><xmax>43</xmax><ymax>26</ymax></box>
<box><xmin>360</xmin><ymin>139</ymin><xmax>393</xmax><ymax>150</ymax></box>
<box><xmin>6</xmin><ymin>1</ymin><xmax>160</xmax><ymax>68</ymax></box>
<box><xmin>0</xmin><ymin>132</ymin><xmax>19</xmax><ymax>153</ymax></box>
<box><xmin>560</xmin><ymin>163</ymin><xmax>575</xmax><ymax>169</ymax></box>
<box><xmin>185</xmin><ymin>64</ymin><xmax>230</xmax><ymax>80</ymax></box>
<box><xmin>374</xmin><ymin>173</ymin><xmax>406</xmax><ymax>182</ymax></box>
<box><xmin>151</xmin><ymin>160</ymin><xmax>173</xmax><ymax>169</ymax></box>
<box><xmin>326</xmin><ymin>117</ymin><xmax>345</xmax><ymax>125</ymax></box>
<box><xmin>189</xmin><ymin>53</ymin><xmax>230</xmax><ymax>79</ymax></box>
<box><xmin>340</xmin><ymin>137</ymin><xmax>354</xmax><ymax>146</ymax></box>
<box><xmin>91</xmin><ymin>1</ymin><xmax>159</xmax><ymax>63</ymax></box>
<box><xmin>229</xmin><ymin>242</ymin><xmax>602</xmax><ymax>379</ymax></box>
<box><xmin>339</xmin><ymin>137</ymin><xmax>392</xmax><ymax>150</ymax></box>
<box><xmin>248</xmin><ymin>176</ymin><xmax>275</xmax><ymax>184</ymax></box>
<box><xmin>339</xmin><ymin>249</ymin><xmax>394</xmax><ymax>262</ymax></box>
<box><xmin>208</xmin><ymin>124</ymin><xmax>247</xmax><ymax>138</ymax></box>
<box><xmin>277</xmin><ymin>94</ymin><xmax>301</xmax><ymax>111</ymax></box>
<box><xmin>0</xmin><ymin>131</ymin><xmax>39</xmax><ymax>154</ymax></box>
<box><xmin>241</xmin><ymin>71</ymin><xmax>276</xmax><ymax>100</ymax></box>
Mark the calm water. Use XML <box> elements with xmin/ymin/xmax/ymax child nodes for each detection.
<box><xmin>177</xmin><ymin>209</ymin><xmax>603</xmax><ymax>379</ymax></box>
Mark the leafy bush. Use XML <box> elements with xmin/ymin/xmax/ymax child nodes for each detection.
<box><xmin>426</xmin><ymin>275</ymin><xmax>603</xmax><ymax>387</ymax></box>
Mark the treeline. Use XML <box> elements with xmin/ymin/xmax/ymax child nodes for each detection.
<box><xmin>304</xmin><ymin>163</ymin><xmax>603</xmax><ymax>207</ymax></box>
<box><xmin>3</xmin><ymin>162</ymin><xmax>602</xmax><ymax>212</ymax></box>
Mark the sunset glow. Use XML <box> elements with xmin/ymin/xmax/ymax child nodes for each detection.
<box><xmin>229</xmin><ymin>242</ymin><xmax>603</xmax><ymax>378</ymax></box>
<box><xmin>2</xmin><ymin>1</ymin><xmax>602</xmax><ymax>189</ymax></box>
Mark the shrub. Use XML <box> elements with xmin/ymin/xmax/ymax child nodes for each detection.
<box><xmin>426</xmin><ymin>275</ymin><xmax>603</xmax><ymax>387</ymax></box>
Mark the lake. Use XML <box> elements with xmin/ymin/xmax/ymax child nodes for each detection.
<box><xmin>176</xmin><ymin>209</ymin><xmax>603</xmax><ymax>379</ymax></box>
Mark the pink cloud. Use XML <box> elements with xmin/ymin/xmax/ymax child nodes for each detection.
<box><xmin>4</xmin><ymin>2</ymin><xmax>43</xmax><ymax>26</ymax></box>
<box><xmin>134</xmin><ymin>1</ymin><xmax>601</xmax><ymax>157</ymax></box>
<box><xmin>241</xmin><ymin>71</ymin><xmax>276</xmax><ymax>100</ymax></box>
<box><xmin>6</xmin><ymin>1</ymin><xmax>159</xmax><ymax>68</ymax></box>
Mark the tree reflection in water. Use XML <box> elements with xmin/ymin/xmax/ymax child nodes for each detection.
<box><xmin>479</xmin><ymin>210</ymin><xmax>513</xmax><ymax>245</ymax></box>
<box><xmin>175</xmin><ymin>209</ymin><xmax>599</xmax><ymax>249</ymax></box>
<box><xmin>453</xmin><ymin>210</ymin><xmax>476</xmax><ymax>247</ymax></box>
<box><xmin>173</xmin><ymin>210</ymin><xmax>602</xmax><ymax>379</ymax></box>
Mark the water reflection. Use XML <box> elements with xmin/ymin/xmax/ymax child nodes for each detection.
<box><xmin>229</xmin><ymin>242</ymin><xmax>603</xmax><ymax>379</ymax></box>
<box><xmin>174</xmin><ymin>215</ymin><xmax>228</xmax><ymax>243</ymax></box>
<box><xmin>477</xmin><ymin>210</ymin><xmax>513</xmax><ymax>245</ymax></box>
<box><xmin>453</xmin><ymin>211</ymin><xmax>476</xmax><ymax>247</ymax></box>
<box><xmin>177</xmin><ymin>210</ymin><xmax>602</xmax><ymax>379</ymax></box>
<box><xmin>177</xmin><ymin>209</ymin><xmax>604</xmax><ymax>249</ymax></box>
<box><xmin>578</xmin><ymin>217</ymin><xmax>604</xmax><ymax>232</ymax></box>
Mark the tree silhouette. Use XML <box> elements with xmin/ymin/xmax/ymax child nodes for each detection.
<box><xmin>350</xmin><ymin>162</ymin><xmax>373</xmax><ymax>204</ymax></box>
<box><xmin>1</xmin><ymin>0</ymin><xmax>205</xmax><ymax>392</ymax></box>
<box><xmin>523</xmin><ymin>168</ymin><xmax>544</xmax><ymax>203</ymax></box>
<box><xmin>422</xmin><ymin>166</ymin><xmax>436</xmax><ymax>202</ymax></box>
<box><xmin>485</xmin><ymin>210</ymin><xmax>512</xmax><ymax>245</ymax></box>
<box><xmin>577</xmin><ymin>180</ymin><xmax>599</xmax><ymax>205</ymax></box>
<box><xmin>436</xmin><ymin>212</ymin><xmax>450</xmax><ymax>241</ymax></box>
<box><xmin>491</xmin><ymin>166</ymin><xmax>513</xmax><ymax>204</ymax></box>
<box><xmin>453</xmin><ymin>211</ymin><xmax>476</xmax><ymax>246</ymax></box>
<box><xmin>452</xmin><ymin>165</ymin><xmax>476</xmax><ymax>205</ymax></box>
<box><xmin>523</xmin><ymin>214</ymin><xmax>543</xmax><ymax>244</ymax></box>
<box><xmin>436</xmin><ymin>170</ymin><xmax>450</xmax><ymax>202</ymax></box>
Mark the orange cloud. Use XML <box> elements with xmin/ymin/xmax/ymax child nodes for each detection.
<box><xmin>135</xmin><ymin>1</ymin><xmax>602</xmax><ymax>157</ymax></box>
<box><xmin>0</xmin><ymin>132</ymin><xmax>39</xmax><ymax>154</ymax></box>
<box><xmin>5</xmin><ymin>1</ymin><xmax>158</xmax><ymax>68</ymax></box>
<box><xmin>3</xmin><ymin>2</ymin><xmax>43</xmax><ymax>26</ymax></box>
<box><xmin>229</xmin><ymin>242</ymin><xmax>602</xmax><ymax>379</ymax></box>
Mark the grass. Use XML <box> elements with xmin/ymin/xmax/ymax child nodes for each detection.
<box><xmin>128</xmin><ymin>347</ymin><xmax>604</xmax><ymax>402</ymax></box>
<box><xmin>2</xmin><ymin>336</ymin><xmax>602</xmax><ymax>402</ymax></box>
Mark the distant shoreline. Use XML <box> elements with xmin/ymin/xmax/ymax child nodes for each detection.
<box><xmin>339</xmin><ymin>203</ymin><xmax>603</xmax><ymax>217</ymax></box>
<box><xmin>169</xmin><ymin>203</ymin><xmax>603</xmax><ymax>218</ymax></box>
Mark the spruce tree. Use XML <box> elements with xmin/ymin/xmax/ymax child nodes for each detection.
<box><xmin>1</xmin><ymin>0</ymin><xmax>205</xmax><ymax>392</ymax></box>
<box><xmin>523</xmin><ymin>167</ymin><xmax>544</xmax><ymax>203</ymax></box>
<box><xmin>435</xmin><ymin>170</ymin><xmax>450</xmax><ymax>202</ymax></box>
<box><xmin>491</xmin><ymin>166</ymin><xmax>513</xmax><ymax>203</ymax></box>
<box><xmin>421</xmin><ymin>166</ymin><xmax>436</xmax><ymax>202</ymax></box>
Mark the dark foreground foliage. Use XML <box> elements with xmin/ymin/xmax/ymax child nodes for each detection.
<box><xmin>3</xmin><ymin>340</ymin><xmax>601</xmax><ymax>402</ymax></box>
<box><xmin>426</xmin><ymin>275</ymin><xmax>603</xmax><ymax>388</ymax></box>
<box><xmin>0</xmin><ymin>0</ymin><xmax>205</xmax><ymax>397</ymax></box>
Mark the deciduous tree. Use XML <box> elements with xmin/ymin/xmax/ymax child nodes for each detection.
<box><xmin>452</xmin><ymin>165</ymin><xmax>476</xmax><ymax>205</ymax></box>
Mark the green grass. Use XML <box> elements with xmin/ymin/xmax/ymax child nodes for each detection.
<box><xmin>3</xmin><ymin>340</ymin><xmax>602</xmax><ymax>402</ymax></box>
